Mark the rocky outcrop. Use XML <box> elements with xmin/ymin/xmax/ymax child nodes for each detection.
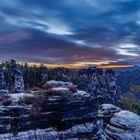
<box><xmin>77</xmin><ymin>68</ymin><xmax>120</xmax><ymax>104</ymax></box>
<box><xmin>0</xmin><ymin>95</ymin><xmax>103</xmax><ymax>139</ymax></box>
<box><xmin>0</xmin><ymin>106</ymin><xmax>30</xmax><ymax>134</ymax></box>
<box><xmin>0</xmin><ymin>124</ymin><xmax>105</xmax><ymax>140</ymax></box>
<box><xmin>0</xmin><ymin>128</ymin><xmax>59</xmax><ymax>140</ymax></box>
<box><xmin>105</xmin><ymin>111</ymin><xmax>140</xmax><ymax>140</ymax></box>
<box><xmin>0</xmin><ymin>102</ymin><xmax>140</xmax><ymax>140</ymax></box>
<box><xmin>98</xmin><ymin>104</ymin><xmax>122</xmax><ymax>125</ymax></box>
<box><xmin>98</xmin><ymin>104</ymin><xmax>140</xmax><ymax>140</ymax></box>
<box><xmin>0</xmin><ymin>78</ymin><xmax>138</xmax><ymax>140</ymax></box>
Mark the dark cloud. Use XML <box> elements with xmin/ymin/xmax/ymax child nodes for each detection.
<box><xmin>0</xmin><ymin>0</ymin><xmax>140</xmax><ymax>65</ymax></box>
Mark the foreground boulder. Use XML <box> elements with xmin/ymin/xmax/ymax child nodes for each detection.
<box><xmin>105</xmin><ymin>111</ymin><xmax>140</xmax><ymax>140</ymax></box>
<box><xmin>99</xmin><ymin>104</ymin><xmax>140</xmax><ymax>140</ymax></box>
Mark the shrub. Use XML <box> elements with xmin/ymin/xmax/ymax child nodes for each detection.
<box><xmin>43</xmin><ymin>84</ymin><xmax>56</xmax><ymax>90</ymax></box>
<box><xmin>0</xmin><ymin>95</ymin><xmax>11</xmax><ymax>102</ymax></box>
<box><xmin>29</xmin><ymin>94</ymin><xmax>48</xmax><ymax>117</ymax></box>
<box><xmin>1</xmin><ymin>99</ymin><xmax>12</xmax><ymax>106</ymax></box>
<box><xmin>0</xmin><ymin>95</ymin><xmax>12</xmax><ymax>106</ymax></box>
<box><xmin>25</xmin><ymin>90</ymin><xmax>32</xmax><ymax>94</ymax></box>
<box><xmin>32</xmin><ymin>86</ymin><xmax>40</xmax><ymax>91</ymax></box>
<box><xmin>47</xmin><ymin>90</ymin><xmax>63</xmax><ymax>96</ymax></box>
<box><xmin>18</xmin><ymin>96</ymin><xmax>35</xmax><ymax>105</ymax></box>
<box><xmin>119</xmin><ymin>92</ymin><xmax>140</xmax><ymax>115</ymax></box>
<box><xmin>69</xmin><ymin>85</ymin><xmax>77</xmax><ymax>93</ymax></box>
<box><xmin>11</xmin><ymin>89</ymin><xmax>21</xmax><ymax>93</ymax></box>
<box><xmin>130</xmin><ymin>84</ymin><xmax>140</xmax><ymax>93</ymax></box>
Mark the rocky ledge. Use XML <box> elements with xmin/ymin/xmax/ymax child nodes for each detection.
<box><xmin>0</xmin><ymin>103</ymin><xmax>140</xmax><ymax>140</ymax></box>
<box><xmin>99</xmin><ymin>104</ymin><xmax>140</xmax><ymax>140</ymax></box>
<box><xmin>0</xmin><ymin>97</ymin><xmax>104</xmax><ymax>140</ymax></box>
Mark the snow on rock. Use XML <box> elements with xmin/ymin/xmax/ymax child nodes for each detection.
<box><xmin>43</xmin><ymin>80</ymin><xmax>78</xmax><ymax>95</ymax></box>
<box><xmin>0</xmin><ymin>125</ymin><xmax>103</xmax><ymax>140</ymax></box>
<box><xmin>69</xmin><ymin>122</ymin><xmax>96</xmax><ymax>134</ymax></box>
<box><xmin>0</xmin><ymin>128</ymin><xmax>59</xmax><ymax>140</ymax></box>
<box><xmin>8</xmin><ymin>93</ymin><xmax>34</xmax><ymax>102</ymax></box>
<box><xmin>47</xmin><ymin>87</ymin><xmax>73</xmax><ymax>95</ymax></box>
<box><xmin>52</xmin><ymin>87</ymin><xmax>70</xmax><ymax>91</ymax></box>
<box><xmin>73</xmin><ymin>90</ymin><xmax>90</xmax><ymax>98</ymax></box>
<box><xmin>43</xmin><ymin>80</ymin><xmax>74</xmax><ymax>89</ymax></box>
<box><xmin>51</xmin><ymin>87</ymin><xmax>72</xmax><ymax>94</ymax></box>
<box><xmin>59</xmin><ymin>122</ymin><xmax>99</xmax><ymax>139</ymax></box>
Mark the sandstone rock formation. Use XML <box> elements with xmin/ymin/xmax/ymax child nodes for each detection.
<box><xmin>13</xmin><ymin>69</ymin><xmax>25</xmax><ymax>92</ymax></box>
<box><xmin>77</xmin><ymin>68</ymin><xmax>120</xmax><ymax>104</ymax></box>
<box><xmin>99</xmin><ymin>104</ymin><xmax>140</xmax><ymax>140</ymax></box>
<box><xmin>0</xmin><ymin>89</ymin><xmax>102</xmax><ymax>139</ymax></box>
<box><xmin>0</xmin><ymin>78</ymin><xmax>138</xmax><ymax>140</ymax></box>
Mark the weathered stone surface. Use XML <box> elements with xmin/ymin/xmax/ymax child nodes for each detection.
<box><xmin>105</xmin><ymin>111</ymin><xmax>140</xmax><ymax>140</ymax></box>
<box><xmin>98</xmin><ymin>104</ymin><xmax>140</xmax><ymax>140</ymax></box>
<box><xmin>98</xmin><ymin>104</ymin><xmax>121</xmax><ymax>119</ymax></box>
<box><xmin>0</xmin><ymin>103</ymin><xmax>140</xmax><ymax>140</ymax></box>
<box><xmin>0</xmin><ymin>97</ymin><xmax>101</xmax><ymax>139</ymax></box>
<box><xmin>0</xmin><ymin>124</ymin><xmax>105</xmax><ymax>140</ymax></box>
<box><xmin>14</xmin><ymin>69</ymin><xmax>25</xmax><ymax>91</ymax></box>
<box><xmin>0</xmin><ymin>128</ymin><xmax>59</xmax><ymax>140</ymax></box>
<box><xmin>77</xmin><ymin>68</ymin><xmax>120</xmax><ymax>104</ymax></box>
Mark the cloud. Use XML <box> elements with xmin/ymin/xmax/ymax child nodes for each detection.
<box><xmin>1</xmin><ymin>12</ymin><xmax>74</xmax><ymax>35</ymax></box>
<box><xmin>0</xmin><ymin>0</ymin><xmax>140</xmax><ymax>65</ymax></box>
<box><xmin>0</xmin><ymin>31</ymin><xmax>31</xmax><ymax>43</ymax></box>
<box><xmin>116</xmin><ymin>43</ymin><xmax>139</xmax><ymax>57</ymax></box>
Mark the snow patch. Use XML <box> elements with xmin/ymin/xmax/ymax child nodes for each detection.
<box><xmin>73</xmin><ymin>90</ymin><xmax>90</xmax><ymax>98</ymax></box>
<box><xmin>8</xmin><ymin>93</ymin><xmax>34</xmax><ymax>102</ymax></box>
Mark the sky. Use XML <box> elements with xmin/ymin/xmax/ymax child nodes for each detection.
<box><xmin>0</xmin><ymin>0</ymin><xmax>140</xmax><ymax>67</ymax></box>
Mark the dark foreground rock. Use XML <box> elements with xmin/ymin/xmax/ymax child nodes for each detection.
<box><xmin>0</xmin><ymin>96</ymin><xmax>105</xmax><ymax>140</ymax></box>
<box><xmin>0</xmin><ymin>102</ymin><xmax>140</xmax><ymax>140</ymax></box>
<box><xmin>0</xmin><ymin>126</ymin><xmax>103</xmax><ymax>140</ymax></box>
<box><xmin>99</xmin><ymin>104</ymin><xmax>140</xmax><ymax>140</ymax></box>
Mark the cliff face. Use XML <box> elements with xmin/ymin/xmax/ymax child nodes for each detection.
<box><xmin>76</xmin><ymin>68</ymin><xmax>120</xmax><ymax>105</ymax></box>
<box><xmin>0</xmin><ymin>96</ymin><xmax>104</xmax><ymax>140</ymax></box>
<box><xmin>0</xmin><ymin>103</ymin><xmax>140</xmax><ymax>140</ymax></box>
<box><xmin>0</xmin><ymin>97</ymin><xmax>140</xmax><ymax>140</ymax></box>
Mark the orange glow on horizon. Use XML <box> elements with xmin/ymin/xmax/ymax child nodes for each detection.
<box><xmin>25</xmin><ymin>62</ymin><xmax>133</xmax><ymax>69</ymax></box>
<box><xmin>26</xmin><ymin>63</ymin><xmax>84</xmax><ymax>69</ymax></box>
<box><xmin>96</xmin><ymin>65</ymin><xmax>133</xmax><ymax>69</ymax></box>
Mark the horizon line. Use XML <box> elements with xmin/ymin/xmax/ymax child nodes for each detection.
<box><xmin>0</xmin><ymin>60</ymin><xmax>135</xmax><ymax>69</ymax></box>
